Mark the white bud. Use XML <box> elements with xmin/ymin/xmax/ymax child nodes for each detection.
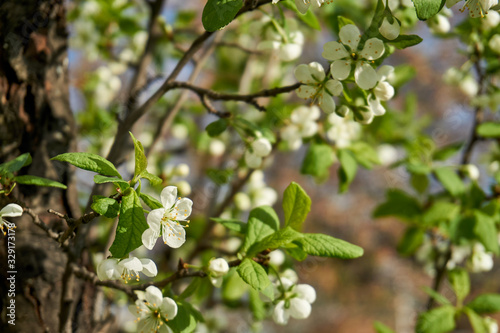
<box><xmin>377</xmin><ymin>144</ymin><xmax>398</xmax><ymax>166</ymax></box>
<box><xmin>269</xmin><ymin>250</ymin><xmax>285</xmax><ymax>266</ymax></box>
<box><xmin>483</xmin><ymin>11</ymin><xmax>500</xmax><ymax>30</ymax></box>
<box><xmin>429</xmin><ymin>14</ymin><xmax>450</xmax><ymax>34</ymax></box>
<box><xmin>209</xmin><ymin>139</ymin><xmax>226</xmax><ymax>157</ymax></box>
<box><xmin>459</xmin><ymin>76</ymin><xmax>479</xmax><ymax>97</ymax></box>
<box><xmin>335</xmin><ymin>105</ymin><xmax>350</xmax><ymax>117</ymax></box>
<box><xmin>489</xmin><ymin>34</ymin><xmax>500</xmax><ymax>54</ymax></box>
<box><xmin>469</xmin><ymin>243</ymin><xmax>494</xmax><ymax>273</ymax></box>
<box><xmin>174</xmin><ymin>163</ymin><xmax>190</xmax><ymax>177</ymax></box>
<box><xmin>251</xmin><ymin>138</ymin><xmax>272</xmax><ymax>157</ymax></box>
<box><xmin>485</xmin><ymin>317</ymin><xmax>499</xmax><ymax>333</ymax></box>
<box><xmin>245</xmin><ymin>150</ymin><xmax>262</xmax><ymax>168</ymax></box>
<box><xmin>490</xmin><ymin>161</ymin><xmax>500</xmax><ymax>173</ymax></box>
<box><xmin>379</xmin><ymin>17</ymin><xmax>400</xmax><ymax>40</ymax></box>
<box><xmin>234</xmin><ymin>192</ymin><xmax>251</xmax><ymax>211</ymax></box>
<box><xmin>374</xmin><ymin>81</ymin><xmax>395</xmax><ymax>101</ymax></box>
<box><xmin>209</xmin><ymin>258</ymin><xmax>229</xmax><ymax>277</ymax></box>
<box><xmin>355</xmin><ymin>106</ymin><xmax>375</xmax><ymax>124</ymax></box>
<box><xmin>171</xmin><ymin>123</ymin><xmax>189</xmax><ymax>140</ymax></box>
<box><xmin>465</xmin><ymin>164</ymin><xmax>480</xmax><ymax>181</ymax></box>
<box><xmin>443</xmin><ymin>67</ymin><xmax>462</xmax><ymax>85</ymax></box>
<box><xmin>174</xmin><ymin>180</ymin><xmax>191</xmax><ymax>196</ymax></box>
<box><xmin>294</xmin><ymin>284</ymin><xmax>316</xmax><ymax>304</ymax></box>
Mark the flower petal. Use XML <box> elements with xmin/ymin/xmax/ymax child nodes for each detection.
<box><xmin>369</xmin><ymin>95</ymin><xmax>386</xmax><ymax>116</ymax></box>
<box><xmin>140</xmin><ymin>259</ymin><xmax>158</xmax><ymax>277</ymax></box>
<box><xmin>322</xmin><ymin>41</ymin><xmax>349</xmax><ymax>61</ymax></box>
<box><xmin>147</xmin><ymin>208</ymin><xmax>164</xmax><ymax>232</ymax></box>
<box><xmin>0</xmin><ymin>203</ymin><xmax>23</xmax><ymax>217</ymax></box>
<box><xmin>294</xmin><ymin>284</ymin><xmax>317</xmax><ymax>303</ymax></box>
<box><xmin>308</xmin><ymin>62</ymin><xmax>326</xmax><ymax>82</ymax></box>
<box><xmin>318</xmin><ymin>94</ymin><xmax>336</xmax><ymax>114</ymax></box>
<box><xmin>144</xmin><ymin>286</ymin><xmax>164</xmax><ymax>307</ymax></box>
<box><xmin>160</xmin><ymin>297</ymin><xmax>178</xmax><ymax>320</ymax></box>
<box><xmin>339</xmin><ymin>24</ymin><xmax>361</xmax><ymax>51</ymax></box>
<box><xmin>359</xmin><ymin>38</ymin><xmax>385</xmax><ymax>60</ymax></box>
<box><xmin>294</xmin><ymin>64</ymin><xmax>314</xmax><ymax>84</ymax></box>
<box><xmin>175</xmin><ymin>198</ymin><xmax>193</xmax><ymax>220</ymax></box>
<box><xmin>377</xmin><ymin>65</ymin><xmax>394</xmax><ymax>81</ymax></box>
<box><xmin>97</xmin><ymin>258</ymin><xmax>120</xmax><ymax>281</ymax></box>
<box><xmin>160</xmin><ymin>186</ymin><xmax>177</xmax><ymax>208</ymax></box>
<box><xmin>296</xmin><ymin>85</ymin><xmax>317</xmax><ymax>99</ymax></box>
<box><xmin>354</xmin><ymin>62</ymin><xmax>378</xmax><ymax>90</ymax></box>
<box><xmin>301</xmin><ymin>121</ymin><xmax>318</xmax><ymax>137</ymax></box>
<box><xmin>279</xmin><ymin>43</ymin><xmax>303</xmax><ymax>61</ymax></box>
<box><xmin>330</xmin><ymin>60</ymin><xmax>352</xmax><ymax>81</ymax></box>
<box><xmin>289</xmin><ymin>297</ymin><xmax>312</xmax><ymax>319</ymax></box>
<box><xmin>324</xmin><ymin>79</ymin><xmax>343</xmax><ymax>96</ymax></box>
<box><xmin>272</xmin><ymin>300</ymin><xmax>290</xmax><ymax>325</ymax></box>
<box><xmin>119</xmin><ymin>257</ymin><xmax>143</xmax><ymax>272</ymax></box>
<box><xmin>163</xmin><ymin>222</ymin><xmax>186</xmax><ymax>248</ymax></box>
<box><xmin>141</xmin><ymin>228</ymin><xmax>159</xmax><ymax>250</ymax></box>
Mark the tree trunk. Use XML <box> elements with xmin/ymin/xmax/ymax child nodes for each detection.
<box><xmin>0</xmin><ymin>1</ymin><xmax>99</xmax><ymax>332</ymax></box>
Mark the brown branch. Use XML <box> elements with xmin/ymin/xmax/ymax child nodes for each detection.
<box><xmin>24</xmin><ymin>208</ymin><xmax>66</xmax><ymax>248</ymax></box>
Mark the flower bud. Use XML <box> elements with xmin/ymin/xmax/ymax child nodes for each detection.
<box><xmin>209</xmin><ymin>258</ymin><xmax>229</xmax><ymax>277</ymax></box>
<box><xmin>245</xmin><ymin>150</ymin><xmax>262</xmax><ymax>168</ymax></box>
<box><xmin>335</xmin><ymin>105</ymin><xmax>350</xmax><ymax>117</ymax></box>
<box><xmin>268</xmin><ymin>250</ymin><xmax>285</xmax><ymax>266</ymax></box>
<box><xmin>174</xmin><ymin>163</ymin><xmax>190</xmax><ymax>177</ymax></box>
<box><xmin>379</xmin><ymin>17</ymin><xmax>400</xmax><ymax>40</ymax></box>
<box><xmin>377</xmin><ymin>144</ymin><xmax>398</xmax><ymax>166</ymax></box>
<box><xmin>174</xmin><ymin>180</ymin><xmax>191</xmax><ymax>196</ymax></box>
<box><xmin>429</xmin><ymin>14</ymin><xmax>450</xmax><ymax>34</ymax></box>
<box><xmin>234</xmin><ymin>192</ymin><xmax>251</xmax><ymax>211</ymax></box>
<box><xmin>465</xmin><ymin>164</ymin><xmax>480</xmax><ymax>181</ymax></box>
<box><xmin>374</xmin><ymin>81</ymin><xmax>395</xmax><ymax>101</ymax></box>
<box><xmin>251</xmin><ymin>138</ymin><xmax>272</xmax><ymax>157</ymax></box>
<box><xmin>209</xmin><ymin>139</ymin><xmax>226</xmax><ymax>157</ymax></box>
<box><xmin>171</xmin><ymin>123</ymin><xmax>189</xmax><ymax>140</ymax></box>
<box><xmin>489</xmin><ymin>34</ymin><xmax>500</xmax><ymax>54</ymax></box>
<box><xmin>459</xmin><ymin>76</ymin><xmax>479</xmax><ymax>97</ymax></box>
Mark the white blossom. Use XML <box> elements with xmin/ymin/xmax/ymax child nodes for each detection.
<box><xmin>469</xmin><ymin>243</ymin><xmax>494</xmax><ymax>273</ymax></box>
<box><xmin>209</xmin><ymin>139</ymin><xmax>226</xmax><ymax>157</ymax></box>
<box><xmin>97</xmin><ymin>257</ymin><xmax>158</xmax><ymax>283</ymax></box>
<box><xmin>323</xmin><ymin>24</ymin><xmax>385</xmax><ymax>90</ymax></box>
<box><xmin>251</xmin><ymin>138</ymin><xmax>272</xmax><ymax>157</ymax></box>
<box><xmin>489</xmin><ymin>34</ymin><xmax>500</xmax><ymax>54</ymax></box>
<box><xmin>258</xmin><ymin>19</ymin><xmax>304</xmax><ymax>61</ymax></box>
<box><xmin>208</xmin><ymin>258</ymin><xmax>230</xmax><ymax>288</ymax></box>
<box><xmin>269</xmin><ymin>250</ymin><xmax>286</xmax><ymax>266</ymax></box>
<box><xmin>129</xmin><ymin>286</ymin><xmax>177</xmax><ymax>333</ymax></box>
<box><xmin>0</xmin><ymin>203</ymin><xmax>22</xmax><ymax>235</ymax></box>
<box><xmin>459</xmin><ymin>76</ymin><xmax>479</xmax><ymax>97</ymax></box>
<box><xmin>447</xmin><ymin>0</ymin><xmax>499</xmax><ymax>18</ymax></box>
<box><xmin>234</xmin><ymin>192</ymin><xmax>252</xmax><ymax>211</ymax></box>
<box><xmin>272</xmin><ymin>278</ymin><xmax>316</xmax><ymax>325</ymax></box>
<box><xmin>280</xmin><ymin>106</ymin><xmax>320</xmax><ymax>150</ymax></box>
<box><xmin>294</xmin><ymin>62</ymin><xmax>343</xmax><ymax>114</ymax></box>
<box><xmin>326</xmin><ymin>113</ymin><xmax>361</xmax><ymax>148</ymax></box>
<box><xmin>142</xmin><ymin>186</ymin><xmax>193</xmax><ymax>250</ymax></box>
<box><xmin>174</xmin><ymin>164</ymin><xmax>190</xmax><ymax>177</ymax></box>
<box><xmin>293</xmin><ymin>0</ymin><xmax>329</xmax><ymax>14</ymax></box>
<box><xmin>465</xmin><ymin>164</ymin><xmax>480</xmax><ymax>180</ymax></box>
<box><xmin>377</xmin><ymin>144</ymin><xmax>398</xmax><ymax>166</ymax></box>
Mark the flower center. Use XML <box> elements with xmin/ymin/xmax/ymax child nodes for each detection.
<box><xmin>121</xmin><ymin>268</ymin><xmax>140</xmax><ymax>283</ymax></box>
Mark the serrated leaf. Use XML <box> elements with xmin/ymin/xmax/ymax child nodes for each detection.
<box><xmin>237</xmin><ymin>258</ymin><xmax>270</xmax><ymax>291</ymax></box>
<box><xmin>91</xmin><ymin>196</ymin><xmax>120</xmax><ymax>218</ymax></box>
<box><xmin>301</xmin><ymin>143</ymin><xmax>334</xmax><ymax>181</ymax></box>
<box><xmin>412</xmin><ymin>0</ymin><xmax>447</xmax><ymax>20</ymax></box>
<box><xmin>242</xmin><ymin>206</ymin><xmax>280</xmax><ymax>253</ymax></box>
<box><xmin>448</xmin><ymin>269</ymin><xmax>470</xmax><ymax>303</ymax></box>
<box><xmin>140</xmin><ymin>170</ymin><xmax>162</xmax><ymax>186</ymax></box>
<box><xmin>415</xmin><ymin>305</ymin><xmax>456</xmax><ymax>333</ymax></box>
<box><xmin>139</xmin><ymin>192</ymin><xmax>163</xmax><ymax>210</ymax></box>
<box><xmin>338</xmin><ymin>149</ymin><xmax>357</xmax><ymax>193</ymax></box>
<box><xmin>52</xmin><ymin>152</ymin><xmax>121</xmax><ymax>178</ymax></box>
<box><xmin>422</xmin><ymin>287</ymin><xmax>451</xmax><ymax>306</ymax></box>
<box><xmin>211</xmin><ymin>218</ymin><xmax>247</xmax><ymax>233</ymax></box>
<box><xmin>283</xmin><ymin>182</ymin><xmax>311</xmax><ymax>231</ymax></box>
<box><xmin>247</xmin><ymin>227</ymin><xmax>302</xmax><ymax>256</ymax></box>
<box><xmin>206</xmin><ymin>119</ymin><xmax>228</xmax><ymax>137</ymax></box>
<box><xmin>14</xmin><ymin>175</ymin><xmax>67</xmax><ymax>189</ymax></box>
<box><xmin>109</xmin><ymin>189</ymin><xmax>149</xmax><ymax>258</ymax></box>
<box><xmin>286</xmin><ymin>245</ymin><xmax>308</xmax><ymax>261</ymax></box>
<box><xmin>434</xmin><ymin>167</ymin><xmax>466</xmax><ymax>198</ymax></box>
<box><xmin>464</xmin><ymin>308</ymin><xmax>489</xmax><ymax>333</ymax></box>
<box><xmin>295</xmin><ymin>233</ymin><xmax>363</xmax><ymax>259</ymax></box>
<box><xmin>0</xmin><ymin>153</ymin><xmax>32</xmax><ymax>174</ymax></box>
<box><xmin>467</xmin><ymin>294</ymin><xmax>500</xmax><ymax>314</ymax></box>
<box><xmin>93</xmin><ymin>175</ymin><xmax>130</xmax><ymax>186</ymax></box>
<box><xmin>202</xmin><ymin>0</ymin><xmax>243</xmax><ymax>32</ymax></box>
<box><xmin>474</xmin><ymin>210</ymin><xmax>500</xmax><ymax>255</ymax></box>
<box><xmin>397</xmin><ymin>226</ymin><xmax>424</xmax><ymax>256</ymax></box>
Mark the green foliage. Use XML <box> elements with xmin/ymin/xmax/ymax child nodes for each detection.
<box><xmin>295</xmin><ymin>233</ymin><xmax>363</xmax><ymax>259</ymax></box>
<box><xmin>93</xmin><ymin>175</ymin><xmax>130</xmax><ymax>187</ymax></box>
<box><xmin>434</xmin><ymin>167</ymin><xmax>466</xmax><ymax>198</ymax></box>
<box><xmin>415</xmin><ymin>305</ymin><xmax>456</xmax><ymax>333</ymax></box>
<box><xmin>467</xmin><ymin>294</ymin><xmax>500</xmax><ymax>314</ymax></box>
<box><xmin>0</xmin><ymin>153</ymin><xmax>32</xmax><ymax>175</ymax></box>
<box><xmin>206</xmin><ymin>119</ymin><xmax>229</xmax><ymax>137</ymax></box>
<box><xmin>448</xmin><ymin>269</ymin><xmax>470</xmax><ymax>303</ymax></box>
<box><xmin>411</xmin><ymin>0</ymin><xmax>447</xmax><ymax>20</ymax></box>
<box><xmin>237</xmin><ymin>258</ymin><xmax>270</xmax><ymax>291</ymax></box>
<box><xmin>338</xmin><ymin>149</ymin><xmax>358</xmax><ymax>193</ymax></box>
<box><xmin>91</xmin><ymin>196</ymin><xmax>120</xmax><ymax>218</ymax></box>
<box><xmin>167</xmin><ymin>301</ymin><xmax>204</xmax><ymax>333</ymax></box>
<box><xmin>242</xmin><ymin>206</ymin><xmax>280</xmax><ymax>253</ymax></box>
<box><xmin>14</xmin><ymin>175</ymin><xmax>67</xmax><ymax>189</ymax></box>
<box><xmin>397</xmin><ymin>226</ymin><xmax>424</xmax><ymax>256</ymax></box>
<box><xmin>477</xmin><ymin>122</ymin><xmax>500</xmax><ymax>138</ymax></box>
<box><xmin>202</xmin><ymin>0</ymin><xmax>243</xmax><ymax>32</ymax></box>
<box><xmin>373</xmin><ymin>189</ymin><xmax>422</xmax><ymax>222</ymax></box>
<box><xmin>52</xmin><ymin>152</ymin><xmax>121</xmax><ymax>178</ymax></box>
<box><xmin>373</xmin><ymin>321</ymin><xmax>395</xmax><ymax>333</ymax></box>
<box><xmin>130</xmin><ymin>132</ymin><xmax>148</xmax><ymax>180</ymax></box>
<box><xmin>211</xmin><ymin>218</ymin><xmax>248</xmax><ymax>233</ymax></box>
<box><xmin>464</xmin><ymin>308</ymin><xmax>489</xmax><ymax>333</ymax></box>
<box><xmin>247</xmin><ymin>227</ymin><xmax>302</xmax><ymax>256</ymax></box>
<box><xmin>474</xmin><ymin>210</ymin><xmax>500</xmax><ymax>255</ymax></box>
<box><xmin>109</xmin><ymin>189</ymin><xmax>149</xmax><ymax>258</ymax></box>
<box><xmin>282</xmin><ymin>182</ymin><xmax>311</xmax><ymax>231</ymax></box>
<box><xmin>301</xmin><ymin>143</ymin><xmax>335</xmax><ymax>181</ymax></box>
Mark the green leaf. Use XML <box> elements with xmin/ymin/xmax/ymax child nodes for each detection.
<box><xmin>337</xmin><ymin>15</ymin><xmax>356</xmax><ymax>30</ymax></box>
<box><xmin>139</xmin><ymin>192</ymin><xmax>163</xmax><ymax>210</ymax></box>
<box><xmin>140</xmin><ymin>170</ymin><xmax>162</xmax><ymax>186</ymax></box>
<box><xmin>412</xmin><ymin>0</ymin><xmax>447</xmax><ymax>20</ymax></box>
<box><xmin>415</xmin><ymin>305</ymin><xmax>456</xmax><ymax>333</ymax></box>
<box><xmin>202</xmin><ymin>0</ymin><xmax>243</xmax><ymax>32</ymax></box>
<box><xmin>477</xmin><ymin>122</ymin><xmax>500</xmax><ymax>138</ymax></box>
<box><xmin>109</xmin><ymin>189</ymin><xmax>149</xmax><ymax>258</ymax></box>
<box><xmin>130</xmin><ymin>132</ymin><xmax>148</xmax><ymax>179</ymax></box>
<box><xmin>236</xmin><ymin>258</ymin><xmax>270</xmax><ymax>291</ymax></box>
<box><xmin>464</xmin><ymin>308</ymin><xmax>489</xmax><ymax>333</ymax></box>
<box><xmin>474</xmin><ymin>210</ymin><xmax>500</xmax><ymax>255</ymax></box>
<box><xmin>282</xmin><ymin>182</ymin><xmax>311</xmax><ymax>231</ymax></box>
<box><xmin>242</xmin><ymin>206</ymin><xmax>280</xmax><ymax>253</ymax></box>
<box><xmin>179</xmin><ymin>278</ymin><xmax>202</xmax><ymax>301</ymax></box>
<box><xmin>286</xmin><ymin>245</ymin><xmax>308</xmax><ymax>261</ymax></box>
<box><xmin>247</xmin><ymin>227</ymin><xmax>303</xmax><ymax>256</ymax></box>
<box><xmin>389</xmin><ymin>34</ymin><xmax>423</xmax><ymax>49</ymax></box>
<box><xmin>249</xmin><ymin>289</ymin><xmax>266</xmax><ymax>321</ymax></box>
<box><xmin>349</xmin><ymin>142</ymin><xmax>380</xmax><ymax>169</ymax></box>
<box><xmin>374</xmin><ymin>321</ymin><xmax>395</xmax><ymax>333</ymax></box>
<box><xmin>211</xmin><ymin>218</ymin><xmax>247</xmax><ymax>233</ymax></box>
<box><xmin>0</xmin><ymin>153</ymin><xmax>32</xmax><ymax>174</ymax></box>
<box><xmin>422</xmin><ymin>287</ymin><xmax>451</xmax><ymax>306</ymax></box>
<box><xmin>206</xmin><ymin>119</ymin><xmax>228</xmax><ymax>137</ymax></box>
<box><xmin>433</xmin><ymin>143</ymin><xmax>463</xmax><ymax>161</ymax></box>
<box><xmin>167</xmin><ymin>301</ymin><xmax>202</xmax><ymax>333</ymax></box>
<box><xmin>52</xmin><ymin>152</ymin><xmax>121</xmax><ymax>178</ymax></box>
<box><xmin>373</xmin><ymin>189</ymin><xmax>422</xmax><ymax>222</ymax></box>
<box><xmin>422</xmin><ymin>201</ymin><xmax>460</xmax><ymax>226</ymax></box>
<box><xmin>467</xmin><ymin>294</ymin><xmax>500</xmax><ymax>314</ymax></box>
<box><xmin>301</xmin><ymin>143</ymin><xmax>334</xmax><ymax>180</ymax></box>
<box><xmin>295</xmin><ymin>233</ymin><xmax>363</xmax><ymax>259</ymax></box>
<box><xmin>411</xmin><ymin>173</ymin><xmax>429</xmax><ymax>194</ymax></box>
<box><xmin>93</xmin><ymin>175</ymin><xmax>130</xmax><ymax>186</ymax></box>
<box><xmin>434</xmin><ymin>167</ymin><xmax>466</xmax><ymax>198</ymax></box>
<box><xmin>448</xmin><ymin>269</ymin><xmax>470</xmax><ymax>303</ymax></box>
<box><xmin>14</xmin><ymin>175</ymin><xmax>67</xmax><ymax>189</ymax></box>
<box><xmin>397</xmin><ymin>226</ymin><xmax>424</xmax><ymax>256</ymax></box>
<box><xmin>338</xmin><ymin>149</ymin><xmax>358</xmax><ymax>193</ymax></box>
<box><xmin>280</xmin><ymin>0</ymin><xmax>320</xmax><ymax>30</ymax></box>
<box><xmin>91</xmin><ymin>196</ymin><xmax>120</xmax><ymax>218</ymax></box>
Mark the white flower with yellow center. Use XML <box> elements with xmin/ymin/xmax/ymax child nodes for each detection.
<box><xmin>142</xmin><ymin>186</ymin><xmax>193</xmax><ymax>250</ymax></box>
<box><xmin>446</xmin><ymin>0</ymin><xmax>499</xmax><ymax>17</ymax></box>
<box><xmin>294</xmin><ymin>62</ymin><xmax>343</xmax><ymax>114</ymax></box>
<box><xmin>0</xmin><ymin>203</ymin><xmax>22</xmax><ymax>235</ymax></box>
<box><xmin>129</xmin><ymin>286</ymin><xmax>177</xmax><ymax>333</ymax></box>
<box><xmin>322</xmin><ymin>24</ymin><xmax>385</xmax><ymax>90</ymax></box>
<box><xmin>97</xmin><ymin>257</ymin><xmax>158</xmax><ymax>283</ymax></box>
